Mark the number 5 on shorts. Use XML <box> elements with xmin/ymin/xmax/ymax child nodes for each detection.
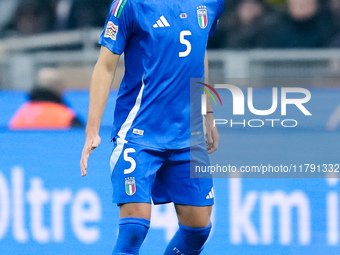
<box><xmin>124</xmin><ymin>148</ymin><xmax>136</xmax><ymax>174</ymax></box>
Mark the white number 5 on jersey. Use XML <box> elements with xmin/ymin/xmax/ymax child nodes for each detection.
<box><xmin>124</xmin><ymin>148</ymin><xmax>136</xmax><ymax>174</ymax></box>
<box><xmin>179</xmin><ymin>30</ymin><xmax>192</xmax><ymax>58</ymax></box>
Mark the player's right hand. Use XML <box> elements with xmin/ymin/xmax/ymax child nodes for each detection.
<box><xmin>206</xmin><ymin>113</ymin><xmax>219</xmax><ymax>154</ymax></box>
<box><xmin>80</xmin><ymin>134</ymin><xmax>101</xmax><ymax>177</ymax></box>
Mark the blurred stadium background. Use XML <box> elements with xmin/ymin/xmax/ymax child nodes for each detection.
<box><xmin>0</xmin><ymin>0</ymin><xmax>340</xmax><ymax>254</ymax></box>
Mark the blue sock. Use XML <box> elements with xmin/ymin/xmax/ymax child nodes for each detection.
<box><xmin>112</xmin><ymin>217</ymin><xmax>150</xmax><ymax>255</ymax></box>
<box><xmin>164</xmin><ymin>222</ymin><xmax>212</xmax><ymax>255</ymax></box>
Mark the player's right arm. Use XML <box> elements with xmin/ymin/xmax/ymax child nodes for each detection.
<box><xmin>80</xmin><ymin>46</ymin><xmax>120</xmax><ymax>177</ymax></box>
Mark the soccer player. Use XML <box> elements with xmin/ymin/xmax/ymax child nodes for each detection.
<box><xmin>80</xmin><ymin>0</ymin><xmax>224</xmax><ymax>254</ymax></box>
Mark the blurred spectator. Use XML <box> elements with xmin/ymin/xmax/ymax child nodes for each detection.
<box><xmin>2</xmin><ymin>0</ymin><xmax>55</xmax><ymax>37</ymax></box>
<box><xmin>226</xmin><ymin>0</ymin><xmax>272</xmax><ymax>48</ymax></box>
<box><xmin>66</xmin><ymin>0</ymin><xmax>111</xmax><ymax>30</ymax></box>
<box><xmin>9</xmin><ymin>68</ymin><xmax>83</xmax><ymax>130</ymax></box>
<box><xmin>54</xmin><ymin>0</ymin><xmax>73</xmax><ymax>30</ymax></box>
<box><xmin>0</xmin><ymin>0</ymin><xmax>19</xmax><ymax>33</ymax></box>
<box><xmin>330</xmin><ymin>0</ymin><xmax>340</xmax><ymax>26</ymax></box>
<box><xmin>328</xmin><ymin>0</ymin><xmax>340</xmax><ymax>47</ymax></box>
<box><xmin>208</xmin><ymin>0</ymin><xmax>273</xmax><ymax>49</ymax></box>
<box><xmin>259</xmin><ymin>0</ymin><xmax>336</xmax><ymax>48</ymax></box>
<box><xmin>0</xmin><ymin>0</ymin><xmax>111</xmax><ymax>36</ymax></box>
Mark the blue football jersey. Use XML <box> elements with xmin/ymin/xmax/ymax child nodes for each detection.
<box><xmin>99</xmin><ymin>0</ymin><xmax>224</xmax><ymax>149</ymax></box>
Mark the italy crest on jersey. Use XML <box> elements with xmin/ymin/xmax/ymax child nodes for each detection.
<box><xmin>125</xmin><ymin>177</ymin><xmax>136</xmax><ymax>195</ymax></box>
<box><xmin>104</xmin><ymin>21</ymin><xmax>118</xmax><ymax>41</ymax></box>
<box><xmin>197</xmin><ymin>6</ymin><xmax>208</xmax><ymax>29</ymax></box>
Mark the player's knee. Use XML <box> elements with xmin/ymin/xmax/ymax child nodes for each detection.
<box><xmin>120</xmin><ymin>203</ymin><xmax>151</xmax><ymax>219</ymax></box>
<box><xmin>179</xmin><ymin>222</ymin><xmax>212</xmax><ymax>250</ymax></box>
<box><xmin>176</xmin><ymin>205</ymin><xmax>212</xmax><ymax>228</ymax></box>
<box><xmin>112</xmin><ymin>217</ymin><xmax>150</xmax><ymax>255</ymax></box>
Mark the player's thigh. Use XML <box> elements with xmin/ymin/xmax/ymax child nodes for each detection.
<box><xmin>175</xmin><ymin>204</ymin><xmax>212</xmax><ymax>228</ymax></box>
<box><xmin>110</xmin><ymin>137</ymin><xmax>165</xmax><ymax>205</ymax></box>
<box><xmin>152</xmin><ymin>142</ymin><xmax>214</xmax><ymax>206</ymax></box>
<box><xmin>120</xmin><ymin>202</ymin><xmax>151</xmax><ymax>220</ymax></box>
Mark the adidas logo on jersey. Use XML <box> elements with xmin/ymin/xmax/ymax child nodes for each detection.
<box><xmin>206</xmin><ymin>187</ymin><xmax>214</xmax><ymax>199</ymax></box>
<box><xmin>153</xmin><ymin>16</ymin><xmax>170</xmax><ymax>28</ymax></box>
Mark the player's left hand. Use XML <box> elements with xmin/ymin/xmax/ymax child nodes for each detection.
<box><xmin>206</xmin><ymin>113</ymin><xmax>219</xmax><ymax>154</ymax></box>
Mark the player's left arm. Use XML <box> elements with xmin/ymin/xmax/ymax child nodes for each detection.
<box><xmin>204</xmin><ymin>51</ymin><xmax>219</xmax><ymax>154</ymax></box>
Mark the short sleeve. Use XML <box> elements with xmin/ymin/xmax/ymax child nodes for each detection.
<box><xmin>209</xmin><ymin>0</ymin><xmax>224</xmax><ymax>37</ymax></box>
<box><xmin>99</xmin><ymin>0</ymin><xmax>134</xmax><ymax>55</ymax></box>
